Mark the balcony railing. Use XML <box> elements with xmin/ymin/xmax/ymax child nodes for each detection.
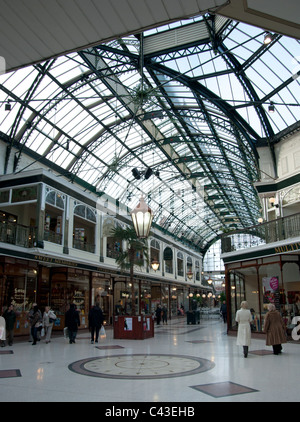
<box><xmin>0</xmin><ymin>222</ymin><xmax>37</xmax><ymax>248</ymax></box>
<box><xmin>221</xmin><ymin>212</ymin><xmax>300</xmax><ymax>253</ymax></box>
<box><xmin>73</xmin><ymin>239</ymin><xmax>95</xmax><ymax>253</ymax></box>
<box><xmin>44</xmin><ymin>230</ymin><xmax>63</xmax><ymax>245</ymax></box>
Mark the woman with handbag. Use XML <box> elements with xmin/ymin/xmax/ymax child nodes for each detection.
<box><xmin>42</xmin><ymin>306</ymin><xmax>56</xmax><ymax>344</ymax></box>
<box><xmin>264</xmin><ymin>303</ymin><xmax>287</xmax><ymax>354</ymax></box>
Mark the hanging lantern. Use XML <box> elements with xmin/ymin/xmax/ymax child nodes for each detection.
<box><xmin>130</xmin><ymin>196</ymin><xmax>153</xmax><ymax>238</ymax></box>
<box><xmin>151</xmin><ymin>260</ymin><xmax>160</xmax><ymax>271</ymax></box>
<box><xmin>187</xmin><ymin>269</ymin><xmax>193</xmax><ymax>280</ymax></box>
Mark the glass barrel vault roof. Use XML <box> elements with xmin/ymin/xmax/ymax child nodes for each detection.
<box><xmin>0</xmin><ymin>14</ymin><xmax>300</xmax><ymax>253</ymax></box>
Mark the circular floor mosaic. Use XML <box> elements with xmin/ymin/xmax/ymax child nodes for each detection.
<box><xmin>68</xmin><ymin>354</ymin><xmax>215</xmax><ymax>379</ymax></box>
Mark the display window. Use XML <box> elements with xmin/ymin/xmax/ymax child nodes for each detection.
<box><xmin>91</xmin><ymin>272</ymin><xmax>112</xmax><ymax>324</ymax></box>
<box><xmin>163</xmin><ymin>247</ymin><xmax>173</xmax><ymax>274</ymax></box>
<box><xmin>0</xmin><ymin>259</ymin><xmax>38</xmax><ymax>335</ymax></box>
<box><xmin>50</xmin><ymin>267</ymin><xmax>89</xmax><ymax>330</ymax></box>
<box><xmin>113</xmin><ymin>279</ymin><xmax>136</xmax><ymax>315</ymax></box>
<box><xmin>227</xmin><ymin>256</ymin><xmax>300</xmax><ymax>338</ymax></box>
<box><xmin>177</xmin><ymin>252</ymin><xmax>184</xmax><ymax>277</ymax></box>
<box><xmin>140</xmin><ymin>282</ymin><xmax>151</xmax><ymax>315</ymax></box>
<box><xmin>44</xmin><ymin>188</ymin><xmax>65</xmax><ymax>245</ymax></box>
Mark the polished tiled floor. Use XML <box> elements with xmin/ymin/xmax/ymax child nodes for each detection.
<box><xmin>0</xmin><ymin>315</ymin><xmax>299</xmax><ymax>403</ymax></box>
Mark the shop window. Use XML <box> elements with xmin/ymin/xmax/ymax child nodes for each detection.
<box><xmin>163</xmin><ymin>247</ymin><xmax>173</xmax><ymax>274</ymax></box>
<box><xmin>91</xmin><ymin>273</ymin><xmax>112</xmax><ymax>324</ymax></box>
<box><xmin>177</xmin><ymin>252</ymin><xmax>184</xmax><ymax>277</ymax></box>
<box><xmin>73</xmin><ymin>203</ymin><xmax>96</xmax><ymax>253</ymax></box>
<box><xmin>44</xmin><ymin>189</ymin><xmax>65</xmax><ymax>245</ymax></box>
<box><xmin>50</xmin><ymin>268</ymin><xmax>89</xmax><ymax>330</ymax></box>
<box><xmin>150</xmin><ymin>239</ymin><xmax>160</xmax><ymax>270</ymax></box>
<box><xmin>0</xmin><ymin>190</ymin><xmax>9</xmax><ymax>203</ymax></box>
<box><xmin>44</xmin><ymin>208</ymin><xmax>63</xmax><ymax>244</ymax></box>
<box><xmin>105</xmin><ymin>221</ymin><xmax>122</xmax><ymax>259</ymax></box>
<box><xmin>187</xmin><ymin>256</ymin><xmax>192</xmax><ymax>278</ymax></box>
<box><xmin>0</xmin><ymin>209</ymin><xmax>36</xmax><ymax>248</ymax></box>
<box><xmin>2</xmin><ymin>264</ymin><xmax>37</xmax><ymax>312</ymax></box>
<box><xmin>11</xmin><ymin>186</ymin><xmax>37</xmax><ymax>203</ymax></box>
<box><xmin>45</xmin><ymin>188</ymin><xmax>65</xmax><ymax>209</ymax></box>
<box><xmin>140</xmin><ymin>282</ymin><xmax>151</xmax><ymax>315</ymax></box>
<box><xmin>106</xmin><ymin>236</ymin><xmax>122</xmax><ymax>258</ymax></box>
<box><xmin>195</xmin><ymin>260</ymin><xmax>200</xmax><ymax>281</ymax></box>
<box><xmin>0</xmin><ymin>211</ymin><xmax>17</xmax><ymax>244</ymax></box>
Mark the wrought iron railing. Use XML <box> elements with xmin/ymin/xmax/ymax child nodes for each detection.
<box><xmin>44</xmin><ymin>230</ymin><xmax>63</xmax><ymax>245</ymax></box>
<box><xmin>0</xmin><ymin>222</ymin><xmax>37</xmax><ymax>248</ymax></box>
<box><xmin>221</xmin><ymin>212</ymin><xmax>300</xmax><ymax>253</ymax></box>
<box><xmin>73</xmin><ymin>239</ymin><xmax>95</xmax><ymax>253</ymax></box>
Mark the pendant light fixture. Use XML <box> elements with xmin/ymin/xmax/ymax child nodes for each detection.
<box><xmin>130</xmin><ymin>195</ymin><xmax>153</xmax><ymax>238</ymax></box>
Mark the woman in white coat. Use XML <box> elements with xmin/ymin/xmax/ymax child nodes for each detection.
<box><xmin>0</xmin><ymin>315</ymin><xmax>6</xmax><ymax>347</ymax></box>
<box><xmin>235</xmin><ymin>301</ymin><xmax>252</xmax><ymax>357</ymax></box>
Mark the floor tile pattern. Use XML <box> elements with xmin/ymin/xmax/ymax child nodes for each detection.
<box><xmin>0</xmin><ymin>317</ymin><xmax>298</xmax><ymax>402</ymax></box>
<box><xmin>190</xmin><ymin>381</ymin><xmax>259</xmax><ymax>398</ymax></box>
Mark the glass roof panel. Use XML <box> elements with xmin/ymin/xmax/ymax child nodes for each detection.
<box><xmin>0</xmin><ymin>14</ymin><xmax>299</xmax><ymax>252</ymax></box>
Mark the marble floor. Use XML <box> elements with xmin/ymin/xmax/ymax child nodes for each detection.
<box><xmin>0</xmin><ymin>316</ymin><xmax>299</xmax><ymax>403</ymax></box>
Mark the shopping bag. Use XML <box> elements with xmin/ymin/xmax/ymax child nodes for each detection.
<box><xmin>41</xmin><ymin>327</ymin><xmax>45</xmax><ymax>337</ymax></box>
<box><xmin>100</xmin><ymin>325</ymin><xmax>106</xmax><ymax>339</ymax></box>
<box><xmin>63</xmin><ymin>327</ymin><xmax>69</xmax><ymax>339</ymax></box>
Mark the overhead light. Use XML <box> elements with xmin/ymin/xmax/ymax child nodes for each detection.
<box><xmin>130</xmin><ymin>195</ymin><xmax>153</xmax><ymax>238</ymax></box>
<box><xmin>207</xmin><ymin>277</ymin><xmax>213</xmax><ymax>284</ymax></box>
<box><xmin>268</xmin><ymin>101</ymin><xmax>275</xmax><ymax>113</ymax></box>
<box><xmin>264</xmin><ymin>32</ymin><xmax>273</xmax><ymax>45</ymax></box>
<box><xmin>132</xmin><ymin>168</ymin><xmax>141</xmax><ymax>180</ymax></box>
<box><xmin>269</xmin><ymin>196</ymin><xmax>276</xmax><ymax>206</ymax></box>
<box><xmin>144</xmin><ymin>167</ymin><xmax>153</xmax><ymax>179</ymax></box>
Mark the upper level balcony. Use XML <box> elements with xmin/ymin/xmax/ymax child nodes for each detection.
<box><xmin>220</xmin><ymin>212</ymin><xmax>300</xmax><ymax>254</ymax></box>
<box><xmin>0</xmin><ymin>221</ymin><xmax>37</xmax><ymax>248</ymax></box>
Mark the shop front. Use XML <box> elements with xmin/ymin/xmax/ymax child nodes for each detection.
<box><xmin>0</xmin><ymin>254</ymin><xmax>199</xmax><ymax>337</ymax></box>
<box><xmin>225</xmin><ymin>254</ymin><xmax>300</xmax><ymax>339</ymax></box>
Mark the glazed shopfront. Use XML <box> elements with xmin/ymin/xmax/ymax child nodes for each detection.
<box><xmin>224</xmin><ymin>242</ymin><xmax>300</xmax><ymax>338</ymax></box>
<box><xmin>0</xmin><ymin>253</ymin><xmax>192</xmax><ymax>337</ymax></box>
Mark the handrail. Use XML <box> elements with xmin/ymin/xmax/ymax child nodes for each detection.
<box><xmin>221</xmin><ymin>212</ymin><xmax>300</xmax><ymax>253</ymax></box>
<box><xmin>0</xmin><ymin>221</ymin><xmax>37</xmax><ymax>248</ymax></box>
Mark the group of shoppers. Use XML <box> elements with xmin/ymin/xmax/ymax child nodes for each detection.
<box><xmin>0</xmin><ymin>303</ymin><xmax>57</xmax><ymax>346</ymax></box>
<box><xmin>1</xmin><ymin>299</ymin><xmax>286</xmax><ymax>354</ymax></box>
<box><xmin>155</xmin><ymin>304</ymin><xmax>168</xmax><ymax>325</ymax></box>
<box><xmin>28</xmin><ymin>304</ymin><xmax>57</xmax><ymax>345</ymax></box>
<box><xmin>65</xmin><ymin>302</ymin><xmax>104</xmax><ymax>344</ymax></box>
<box><xmin>236</xmin><ymin>301</ymin><xmax>287</xmax><ymax>357</ymax></box>
<box><xmin>1</xmin><ymin>300</ymin><xmax>104</xmax><ymax>346</ymax></box>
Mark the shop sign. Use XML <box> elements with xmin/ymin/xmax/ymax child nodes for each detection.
<box><xmin>274</xmin><ymin>242</ymin><xmax>300</xmax><ymax>253</ymax></box>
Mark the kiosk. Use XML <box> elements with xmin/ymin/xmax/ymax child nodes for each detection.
<box><xmin>114</xmin><ymin>315</ymin><xmax>154</xmax><ymax>339</ymax></box>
